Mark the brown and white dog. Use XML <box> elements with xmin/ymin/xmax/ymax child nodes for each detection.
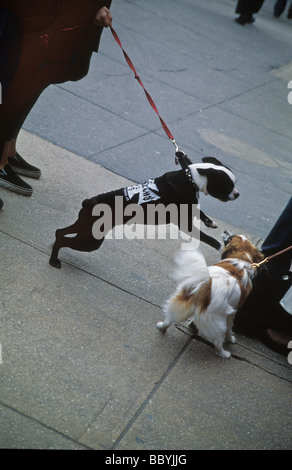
<box><xmin>157</xmin><ymin>231</ymin><xmax>264</xmax><ymax>358</ymax></box>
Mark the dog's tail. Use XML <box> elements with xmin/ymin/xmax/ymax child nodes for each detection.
<box><xmin>172</xmin><ymin>249</ymin><xmax>210</xmax><ymax>288</ymax></box>
<box><xmin>161</xmin><ymin>249</ymin><xmax>211</xmax><ymax>325</ymax></box>
<box><xmin>82</xmin><ymin>197</ymin><xmax>98</xmax><ymax>209</ymax></box>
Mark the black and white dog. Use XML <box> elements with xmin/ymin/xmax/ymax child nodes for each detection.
<box><xmin>49</xmin><ymin>155</ymin><xmax>239</xmax><ymax>268</ymax></box>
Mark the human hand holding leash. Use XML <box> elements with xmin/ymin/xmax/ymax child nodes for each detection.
<box><xmin>94</xmin><ymin>7</ymin><xmax>112</xmax><ymax>27</ymax></box>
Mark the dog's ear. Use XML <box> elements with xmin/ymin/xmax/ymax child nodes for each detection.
<box><xmin>202</xmin><ymin>157</ymin><xmax>223</xmax><ymax>166</ymax></box>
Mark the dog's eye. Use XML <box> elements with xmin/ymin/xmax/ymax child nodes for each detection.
<box><xmin>223</xmin><ymin>236</ymin><xmax>234</xmax><ymax>247</ymax></box>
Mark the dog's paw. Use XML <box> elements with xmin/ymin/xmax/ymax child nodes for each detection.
<box><xmin>204</xmin><ymin>219</ymin><xmax>218</xmax><ymax>229</ymax></box>
<box><xmin>49</xmin><ymin>257</ymin><xmax>62</xmax><ymax>269</ymax></box>
<box><xmin>157</xmin><ymin>321</ymin><xmax>168</xmax><ymax>332</ymax></box>
<box><xmin>230</xmin><ymin>334</ymin><xmax>236</xmax><ymax>344</ymax></box>
<box><xmin>226</xmin><ymin>334</ymin><xmax>236</xmax><ymax>344</ymax></box>
<box><xmin>209</xmin><ymin>221</ymin><xmax>218</xmax><ymax>229</ymax></box>
<box><xmin>222</xmin><ymin>350</ymin><xmax>231</xmax><ymax>359</ymax></box>
<box><xmin>216</xmin><ymin>349</ymin><xmax>231</xmax><ymax>359</ymax></box>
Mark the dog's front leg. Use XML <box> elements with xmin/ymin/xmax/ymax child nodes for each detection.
<box><xmin>178</xmin><ymin>206</ymin><xmax>221</xmax><ymax>250</ymax></box>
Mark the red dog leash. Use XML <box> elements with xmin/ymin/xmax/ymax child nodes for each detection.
<box><xmin>110</xmin><ymin>26</ymin><xmax>180</xmax><ymax>153</ymax></box>
<box><xmin>252</xmin><ymin>244</ymin><xmax>292</xmax><ymax>270</ymax></box>
<box><xmin>40</xmin><ymin>24</ymin><xmax>180</xmax><ymax>153</ymax></box>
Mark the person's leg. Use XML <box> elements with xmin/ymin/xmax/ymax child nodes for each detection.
<box><xmin>235</xmin><ymin>0</ymin><xmax>255</xmax><ymax>23</ymax></box>
<box><xmin>0</xmin><ymin>33</ymin><xmax>47</xmax><ymax>195</ymax></box>
<box><xmin>0</xmin><ymin>139</ymin><xmax>33</xmax><ymax>195</ymax></box>
<box><xmin>0</xmin><ymin>8</ymin><xmax>41</xmax><ymax>194</ymax></box>
<box><xmin>273</xmin><ymin>0</ymin><xmax>287</xmax><ymax>16</ymax></box>
<box><xmin>234</xmin><ymin>198</ymin><xmax>292</xmax><ymax>346</ymax></box>
<box><xmin>287</xmin><ymin>0</ymin><xmax>292</xmax><ymax>18</ymax></box>
<box><xmin>6</xmin><ymin>137</ymin><xmax>41</xmax><ymax>179</ymax></box>
<box><xmin>262</xmin><ymin>197</ymin><xmax>292</xmax><ymax>270</ymax></box>
<box><xmin>235</xmin><ymin>0</ymin><xmax>264</xmax><ymax>24</ymax></box>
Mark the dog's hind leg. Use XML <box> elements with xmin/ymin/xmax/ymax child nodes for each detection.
<box><xmin>49</xmin><ymin>232</ymin><xmax>68</xmax><ymax>269</ymax></box>
<box><xmin>156</xmin><ymin>298</ymin><xmax>183</xmax><ymax>332</ymax></box>
<box><xmin>157</xmin><ymin>302</ymin><xmax>173</xmax><ymax>331</ymax></box>
<box><xmin>50</xmin><ymin>225</ymin><xmax>105</xmax><ymax>268</ymax></box>
<box><xmin>49</xmin><ymin>222</ymin><xmax>81</xmax><ymax>269</ymax></box>
<box><xmin>212</xmin><ymin>324</ymin><xmax>232</xmax><ymax>359</ymax></box>
<box><xmin>214</xmin><ymin>340</ymin><xmax>231</xmax><ymax>359</ymax></box>
<box><xmin>225</xmin><ymin>313</ymin><xmax>236</xmax><ymax>344</ymax></box>
<box><xmin>157</xmin><ymin>318</ymin><xmax>172</xmax><ymax>332</ymax></box>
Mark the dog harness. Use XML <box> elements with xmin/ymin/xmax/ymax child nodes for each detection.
<box><xmin>83</xmin><ymin>168</ymin><xmax>199</xmax><ymax>210</ymax></box>
<box><xmin>124</xmin><ymin>179</ymin><xmax>160</xmax><ymax>205</ymax></box>
<box><xmin>124</xmin><ymin>169</ymin><xmax>199</xmax><ymax>207</ymax></box>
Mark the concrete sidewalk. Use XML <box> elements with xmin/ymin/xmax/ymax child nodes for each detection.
<box><xmin>0</xmin><ymin>130</ymin><xmax>291</xmax><ymax>450</ymax></box>
<box><xmin>23</xmin><ymin>0</ymin><xmax>292</xmax><ymax>240</ymax></box>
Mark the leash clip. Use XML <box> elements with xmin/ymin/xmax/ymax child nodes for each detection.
<box><xmin>175</xmin><ymin>149</ymin><xmax>193</xmax><ymax>169</ymax></box>
<box><xmin>251</xmin><ymin>257</ymin><xmax>269</xmax><ymax>270</ymax></box>
<box><xmin>171</xmin><ymin>139</ymin><xmax>180</xmax><ymax>156</ymax></box>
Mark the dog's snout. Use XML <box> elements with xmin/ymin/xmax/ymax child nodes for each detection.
<box><xmin>222</xmin><ymin>230</ymin><xmax>234</xmax><ymax>245</ymax></box>
<box><xmin>229</xmin><ymin>189</ymin><xmax>240</xmax><ymax>200</ymax></box>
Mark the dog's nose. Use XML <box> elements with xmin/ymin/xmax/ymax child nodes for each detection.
<box><xmin>222</xmin><ymin>230</ymin><xmax>234</xmax><ymax>245</ymax></box>
<box><xmin>228</xmin><ymin>189</ymin><xmax>240</xmax><ymax>200</ymax></box>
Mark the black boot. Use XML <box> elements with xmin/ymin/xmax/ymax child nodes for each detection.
<box><xmin>235</xmin><ymin>14</ymin><xmax>255</xmax><ymax>25</ymax></box>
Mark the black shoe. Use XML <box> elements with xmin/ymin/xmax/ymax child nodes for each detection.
<box><xmin>262</xmin><ymin>329</ymin><xmax>292</xmax><ymax>356</ymax></box>
<box><xmin>235</xmin><ymin>14</ymin><xmax>255</xmax><ymax>25</ymax></box>
<box><xmin>273</xmin><ymin>0</ymin><xmax>287</xmax><ymax>16</ymax></box>
<box><xmin>246</xmin><ymin>15</ymin><xmax>255</xmax><ymax>23</ymax></box>
<box><xmin>273</xmin><ymin>10</ymin><xmax>281</xmax><ymax>17</ymax></box>
<box><xmin>0</xmin><ymin>164</ymin><xmax>33</xmax><ymax>196</ymax></box>
<box><xmin>0</xmin><ymin>198</ymin><xmax>3</xmax><ymax>209</ymax></box>
<box><xmin>8</xmin><ymin>153</ymin><xmax>41</xmax><ymax>179</ymax></box>
<box><xmin>235</xmin><ymin>15</ymin><xmax>246</xmax><ymax>25</ymax></box>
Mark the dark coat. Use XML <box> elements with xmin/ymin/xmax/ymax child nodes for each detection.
<box><xmin>235</xmin><ymin>0</ymin><xmax>265</xmax><ymax>14</ymax></box>
<box><xmin>0</xmin><ymin>1</ymin><xmax>111</xmax><ymax>151</ymax></box>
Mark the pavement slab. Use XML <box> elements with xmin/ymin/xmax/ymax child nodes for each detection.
<box><xmin>0</xmin><ymin>131</ymin><xmax>291</xmax><ymax>451</ymax></box>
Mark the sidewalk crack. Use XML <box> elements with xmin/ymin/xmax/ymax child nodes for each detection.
<box><xmin>110</xmin><ymin>337</ymin><xmax>193</xmax><ymax>450</ymax></box>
